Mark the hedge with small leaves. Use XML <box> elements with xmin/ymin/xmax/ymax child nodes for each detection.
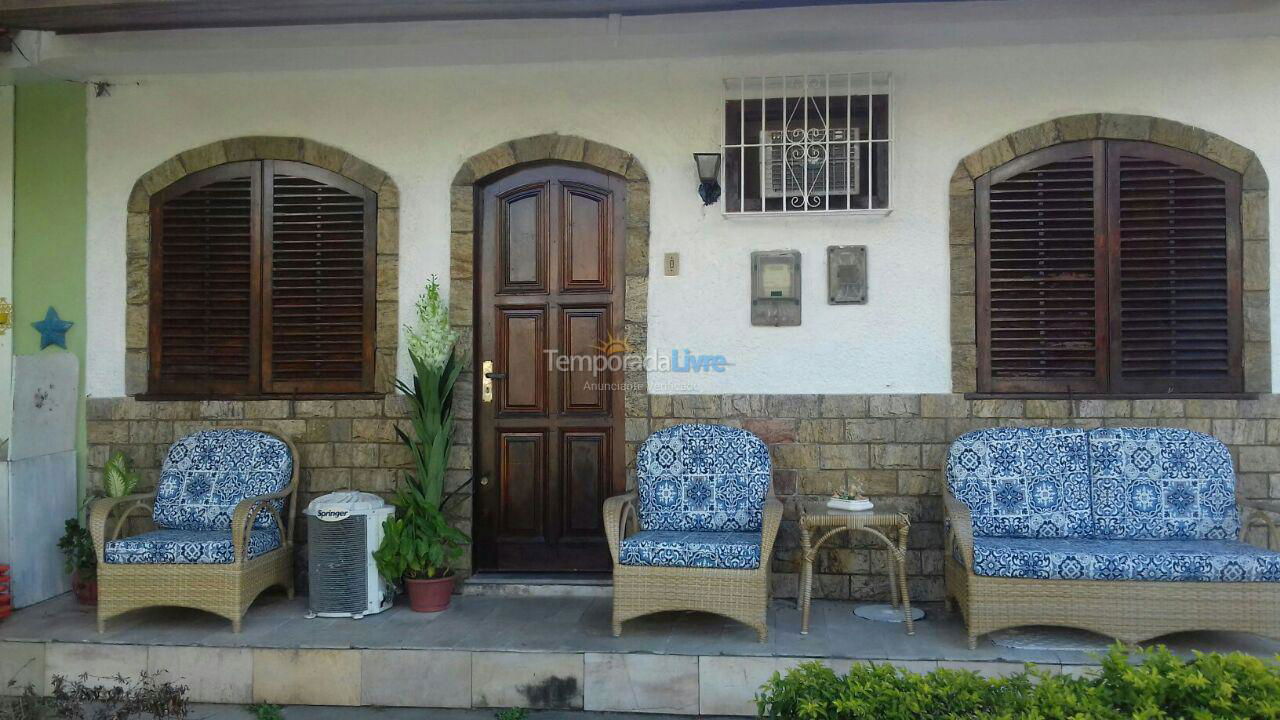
<box><xmin>756</xmin><ymin>644</ymin><xmax>1280</xmax><ymax>719</ymax></box>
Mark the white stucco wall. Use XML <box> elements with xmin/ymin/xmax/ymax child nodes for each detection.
<box><xmin>84</xmin><ymin>36</ymin><xmax>1280</xmax><ymax>397</ymax></box>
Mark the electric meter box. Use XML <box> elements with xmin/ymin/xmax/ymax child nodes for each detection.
<box><xmin>751</xmin><ymin>250</ymin><xmax>801</xmax><ymax>326</ymax></box>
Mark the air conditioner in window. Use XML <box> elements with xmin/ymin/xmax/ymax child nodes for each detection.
<box><xmin>760</xmin><ymin>128</ymin><xmax>860</xmax><ymax>199</ymax></box>
<box><xmin>305</xmin><ymin>491</ymin><xmax>394</xmax><ymax>619</ymax></box>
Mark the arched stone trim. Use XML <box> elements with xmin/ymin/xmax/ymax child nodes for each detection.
<box><xmin>448</xmin><ymin>134</ymin><xmax>651</xmax><ymax>467</ymax></box>
<box><xmin>123</xmin><ymin>136</ymin><xmax>400</xmax><ymax>395</ymax></box>
<box><xmin>949</xmin><ymin>114</ymin><xmax>1270</xmax><ymax>393</ymax></box>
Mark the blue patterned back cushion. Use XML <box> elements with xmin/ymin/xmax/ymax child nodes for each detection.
<box><xmin>1087</xmin><ymin>427</ymin><xmax>1239</xmax><ymax>540</ymax></box>
<box><xmin>946</xmin><ymin>427</ymin><xmax>1094</xmax><ymax>538</ymax></box>
<box><xmin>635</xmin><ymin>424</ymin><xmax>771</xmax><ymax>533</ymax></box>
<box><xmin>153</xmin><ymin>430</ymin><xmax>293</xmax><ymax>532</ymax></box>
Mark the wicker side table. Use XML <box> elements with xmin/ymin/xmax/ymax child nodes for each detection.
<box><xmin>798</xmin><ymin>502</ymin><xmax>914</xmax><ymax>635</ymax></box>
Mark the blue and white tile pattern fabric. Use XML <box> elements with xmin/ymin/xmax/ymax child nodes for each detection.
<box><xmin>1087</xmin><ymin>427</ymin><xmax>1240</xmax><ymax>540</ymax></box>
<box><xmin>635</xmin><ymin>424</ymin><xmax>771</xmax><ymax>533</ymax></box>
<box><xmin>104</xmin><ymin>526</ymin><xmax>282</xmax><ymax>565</ymax></box>
<box><xmin>153</xmin><ymin>430</ymin><xmax>293</xmax><ymax>532</ymax></box>
<box><xmin>618</xmin><ymin>530</ymin><xmax>761</xmax><ymax>569</ymax></box>
<box><xmin>971</xmin><ymin>536</ymin><xmax>1280</xmax><ymax>583</ymax></box>
<box><xmin>946</xmin><ymin>427</ymin><xmax>1094</xmax><ymax>538</ymax></box>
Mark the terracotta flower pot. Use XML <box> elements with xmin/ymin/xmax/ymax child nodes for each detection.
<box><xmin>71</xmin><ymin>570</ymin><xmax>98</xmax><ymax>606</ymax></box>
<box><xmin>404</xmin><ymin>574</ymin><xmax>454</xmax><ymax>612</ymax></box>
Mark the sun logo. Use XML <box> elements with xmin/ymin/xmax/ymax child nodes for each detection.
<box><xmin>593</xmin><ymin>332</ymin><xmax>632</xmax><ymax>356</ymax></box>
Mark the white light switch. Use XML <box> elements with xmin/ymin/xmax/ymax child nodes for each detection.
<box><xmin>663</xmin><ymin>252</ymin><xmax>680</xmax><ymax>276</ymax></box>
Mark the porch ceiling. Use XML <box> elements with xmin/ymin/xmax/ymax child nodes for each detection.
<box><xmin>0</xmin><ymin>0</ymin><xmax>977</xmax><ymax>34</ymax></box>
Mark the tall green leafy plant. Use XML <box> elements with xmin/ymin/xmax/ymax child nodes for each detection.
<box><xmin>374</xmin><ymin>277</ymin><xmax>471</xmax><ymax>582</ymax></box>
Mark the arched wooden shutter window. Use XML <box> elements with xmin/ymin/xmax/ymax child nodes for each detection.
<box><xmin>976</xmin><ymin>140</ymin><xmax>1242</xmax><ymax>395</ymax></box>
<box><xmin>150</xmin><ymin>161</ymin><xmax>376</xmax><ymax>397</ymax></box>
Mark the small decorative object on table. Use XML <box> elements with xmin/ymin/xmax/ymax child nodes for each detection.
<box><xmin>798</xmin><ymin>500</ymin><xmax>915</xmax><ymax>635</ymax></box>
<box><xmin>827</xmin><ymin>490</ymin><xmax>873</xmax><ymax>512</ymax></box>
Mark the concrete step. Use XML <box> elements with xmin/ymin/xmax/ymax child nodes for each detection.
<box><xmin>461</xmin><ymin>572</ymin><xmax>613</xmax><ymax>598</ymax></box>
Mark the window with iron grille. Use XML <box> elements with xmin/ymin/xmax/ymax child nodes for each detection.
<box><xmin>976</xmin><ymin>140</ymin><xmax>1243</xmax><ymax>395</ymax></box>
<box><xmin>723</xmin><ymin>72</ymin><xmax>891</xmax><ymax>214</ymax></box>
<box><xmin>148</xmin><ymin>160</ymin><xmax>377</xmax><ymax>397</ymax></box>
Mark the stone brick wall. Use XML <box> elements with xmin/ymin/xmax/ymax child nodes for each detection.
<box><xmin>87</xmin><ymin>392</ymin><xmax>1280</xmax><ymax>602</ymax></box>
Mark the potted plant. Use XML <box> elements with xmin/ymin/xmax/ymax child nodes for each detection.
<box><xmin>372</xmin><ymin>277</ymin><xmax>471</xmax><ymax>612</ymax></box>
<box><xmin>59</xmin><ymin>451</ymin><xmax>143</xmax><ymax>606</ymax></box>
<box><xmin>58</xmin><ymin>517</ymin><xmax>96</xmax><ymax>605</ymax></box>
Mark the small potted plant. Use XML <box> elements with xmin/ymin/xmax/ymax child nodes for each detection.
<box><xmin>58</xmin><ymin>516</ymin><xmax>96</xmax><ymax>605</ymax></box>
<box><xmin>59</xmin><ymin>451</ymin><xmax>143</xmax><ymax>606</ymax></box>
<box><xmin>373</xmin><ymin>277</ymin><xmax>471</xmax><ymax>612</ymax></box>
<box><xmin>373</xmin><ymin>493</ymin><xmax>468</xmax><ymax>611</ymax></box>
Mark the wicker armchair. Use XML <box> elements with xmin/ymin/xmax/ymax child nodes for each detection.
<box><xmin>91</xmin><ymin>428</ymin><xmax>299</xmax><ymax>633</ymax></box>
<box><xmin>604</xmin><ymin>424</ymin><xmax>782</xmax><ymax>642</ymax></box>
<box><xmin>945</xmin><ymin>427</ymin><xmax>1280</xmax><ymax>649</ymax></box>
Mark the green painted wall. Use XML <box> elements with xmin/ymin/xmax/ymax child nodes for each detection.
<box><xmin>13</xmin><ymin>83</ymin><xmax>88</xmax><ymax>485</ymax></box>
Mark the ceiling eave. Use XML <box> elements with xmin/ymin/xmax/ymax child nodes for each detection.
<box><xmin>0</xmin><ymin>0</ymin><xmax>974</xmax><ymax>34</ymax></box>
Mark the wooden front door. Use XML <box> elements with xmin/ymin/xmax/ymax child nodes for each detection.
<box><xmin>474</xmin><ymin>163</ymin><xmax>627</xmax><ymax>572</ymax></box>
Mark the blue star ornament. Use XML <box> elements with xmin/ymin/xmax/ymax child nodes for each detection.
<box><xmin>32</xmin><ymin>306</ymin><xmax>73</xmax><ymax>350</ymax></box>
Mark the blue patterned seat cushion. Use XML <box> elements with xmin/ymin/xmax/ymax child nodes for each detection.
<box><xmin>635</xmin><ymin>424</ymin><xmax>771</xmax><ymax>533</ymax></box>
<box><xmin>153</xmin><ymin>430</ymin><xmax>293</xmax><ymax>532</ymax></box>
<box><xmin>618</xmin><ymin>530</ymin><xmax>761</xmax><ymax>569</ymax></box>
<box><xmin>1087</xmin><ymin>428</ymin><xmax>1239</xmax><ymax>540</ymax></box>
<box><xmin>946</xmin><ymin>428</ymin><xmax>1093</xmax><ymax>538</ymax></box>
<box><xmin>972</xmin><ymin>537</ymin><xmax>1280</xmax><ymax>583</ymax></box>
<box><xmin>104</xmin><ymin>527</ymin><xmax>281</xmax><ymax>565</ymax></box>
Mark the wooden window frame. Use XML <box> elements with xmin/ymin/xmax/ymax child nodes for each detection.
<box><xmin>148</xmin><ymin>161</ymin><xmax>377</xmax><ymax>398</ymax></box>
<box><xmin>976</xmin><ymin>140</ymin><xmax>1243</xmax><ymax>397</ymax></box>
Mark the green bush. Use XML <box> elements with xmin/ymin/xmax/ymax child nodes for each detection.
<box><xmin>756</xmin><ymin>644</ymin><xmax>1280</xmax><ymax>719</ymax></box>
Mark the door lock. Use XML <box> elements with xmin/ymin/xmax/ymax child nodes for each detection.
<box><xmin>482</xmin><ymin>360</ymin><xmax>498</xmax><ymax>402</ymax></box>
<box><xmin>479</xmin><ymin>476</ymin><xmax>490</xmax><ymax>487</ymax></box>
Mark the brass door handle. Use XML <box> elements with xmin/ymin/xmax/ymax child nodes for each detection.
<box><xmin>482</xmin><ymin>360</ymin><xmax>496</xmax><ymax>403</ymax></box>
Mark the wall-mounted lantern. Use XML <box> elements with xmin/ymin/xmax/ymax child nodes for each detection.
<box><xmin>693</xmin><ymin>153</ymin><xmax>722</xmax><ymax>206</ymax></box>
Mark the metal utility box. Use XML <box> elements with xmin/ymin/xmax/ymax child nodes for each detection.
<box><xmin>750</xmin><ymin>250</ymin><xmax>802</xmax><ymax>326</ymax></box>
<box><xmin>828</xmin><ymin>245</ymin><xmax>868</xmax><ymax>304</ymax></box>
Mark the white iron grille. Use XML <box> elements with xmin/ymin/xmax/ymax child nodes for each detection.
<box><xmin>723</xmin><ymin>72</ymin><xmax>892</xmax><ymax>214</ymax></box>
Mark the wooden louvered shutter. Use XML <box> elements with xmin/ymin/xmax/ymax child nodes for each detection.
<box><xmin>149</xmin><ymin>162</ymin><xmax>261</xmax><ymax>396</ymax></box>
<box><xmin>1106</xmin><ymin>142</ymin><xmax>1242</xmax><ymax>393</ymax></box>
<box><xmin>976</xmin><ymin>141</ymin><xmax>1109</xmax><ymax>393</ymax></box>
<box><xmin>262</xmin><ymin>160</ymin><xmax>376</xmax><ymax>394</ymax></box>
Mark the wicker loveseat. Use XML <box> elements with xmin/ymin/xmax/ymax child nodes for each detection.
<box><xmin>604</xmin><ymin>424</ymin><xmax>782</xmax><ymax>641</ymax></box>
<box><xmin>90</xmin><ymin>428</ymin><xmax>299</xmax><ymax>632</ymax></box>
<box><xmin>945</xmin><ymin>426</ymin><xmax>1280</xmax><ymax>648</ymax></box>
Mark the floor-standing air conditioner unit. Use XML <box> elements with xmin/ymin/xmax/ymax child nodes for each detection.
<box><xmin>305</xmin><ymin>491</ymin><xmax>394</xmax><ymax>619</ymax></box>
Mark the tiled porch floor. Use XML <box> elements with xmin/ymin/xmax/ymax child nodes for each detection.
<box><xmin>1</xmin><ymin>592</ymin><xmax>1277</xmax><ymax>715</ymax></box>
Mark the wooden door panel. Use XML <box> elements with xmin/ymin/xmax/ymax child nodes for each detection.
<box><xmin>498</xmin><ymin>183</ymin><xmax>548</xmax><ymax>294</ymax></box>
<box><xmin>149</xmin><ymin>161</ymin><xmax>262</xmax><ymax>396</ymax></box>
<box><xmin>476</xmin><ymin>164</ymin><xmax>627</xmax><ymax>573</ymax></box>
<box><xmin>561</xmin><ymin>182</ymin><xmax>611</xmax><ymax>293</ymax></box>
<box><xmin>561</xmin><ymin>431</ymin><xmax>608</xmax><ymax>538</ymax></box>
<box><xmin>1104</xmin><ymin>141</ymin><xmax>1242</xmax><ymax>394</ymax></box>
<box><xmin>560</xmin><ymin>305</ymin><xmax>611</xmax><ymax>414</ymax></box>
<box><xmin>495</xmin><ymin>306</ymin><xmax>548</xmax><ymax>415</ymax></box>
<box><xmin>976</xmin><ymin>141</ymin><xmax>1108</xmax><ymax>394</ymax></box>
<box><xmin>499</xmin><ymin>432</ymin><xmax>546</xmax><ymax>537</ymax></box>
